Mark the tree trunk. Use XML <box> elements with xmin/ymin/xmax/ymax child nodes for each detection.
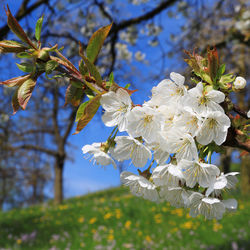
<box><xmin>241</xmin><ymin>155</ymin><xmax>250</xmax><ymax>196</ymax></box>
<box><xmin>221</xmin><ymin>148</ymin><xmax>231</xmax><ymax>174</ymax></box>
<box><xmin>54</xmin><ymin>156</ymin><xmax>64</xmax><ymax>205</ymax></box>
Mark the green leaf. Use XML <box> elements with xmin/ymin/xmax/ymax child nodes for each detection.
<box><xmin>75</xmin><ymin>101</ymin><xmax>89</xmax><ymax>122</ymax></box>
<box><xmin>17</xmin><ymin>78</ymin><xmax>36</xmax><ymax>110</ymax></box>
<box><xmin>16</xmin><ymin>63</ymin><xmax>35</xmax><ymax>73</ymax></box>
<box><xmin>45</xmin><ymin>60</ymin><xmax>59</xmax><ymax>74</ymax></box>
<box><xmin>74</xmin><ymin>94</ymin><xmax>101</xmax><ymax>134</ymax></box>
<box><xmin>70</xmin><ymin>80</ymin><xmax>84</xmax><ymax>89</ymax></box>
<box><xmin>64</xmin><ymin>84</ymin><xmax>84</xmax><ymax>107</ymax></box>
<box><xmin>6</xmin><ymin>6</ymin><xmax>37</xmax><ymax>49</ymax></box>
<box><xmin>218</xmin><ymin>64</ymin><xmax>225</xmax><ymax>76</ymax></box>
<box><xmin>16</xmin><ymin>52</ymin><xmax>33</xmax><ymax>58</ymax></box>
<box><xmin>35</xmin><ymin>15</ymin><xmax>44</xmax><ymax>41</ymax></box>
<box><xmin>86</xmin><ymin>23</ymin><xmax>112</xmax><ymax>63</ymax></box>
<box><xmin>79</xmin><ymin>60</ymin><xmax>88</xmax><ymax>76</ymax></box>
<box><xmin>81</xmin><ymin>54</ymin><xmax>102</xmax><ymax>86</ymax></box>
<box><xmin>124</xmin><ymin>83</ymin><xmax>131</xmax><ymax>89</ymax></box>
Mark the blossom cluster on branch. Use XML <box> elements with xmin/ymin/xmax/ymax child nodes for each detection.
<box><xmin>82</xmin><ymin>72</ymin><xmax>243</xmax><ymax>220</ymax></box>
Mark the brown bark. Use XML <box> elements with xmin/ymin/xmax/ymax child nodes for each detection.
<box><xmin>241</xmin><ymin>155</ymin><xmax>250</xmax><ymax>196</ymax></box>
<box><xmin>54</xmin><ymin>155</ymin><xmax>64</xmax><ymax>205</ymax></box>
<box><xmin>221</xmin><ymin>148</ymin><xmax>232</xmax><ymax>174</ymax></box>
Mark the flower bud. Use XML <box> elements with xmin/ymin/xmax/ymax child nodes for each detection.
<box><xmin>233</xmin><ymin>76</ymin><xmax>246</xmax><ymax>90</ymax></box>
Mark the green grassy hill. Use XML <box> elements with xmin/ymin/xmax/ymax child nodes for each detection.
<box><xmin>0</xmin><ymin>186</ymin><xmax>249</xmax><ymax>250</ymax></box>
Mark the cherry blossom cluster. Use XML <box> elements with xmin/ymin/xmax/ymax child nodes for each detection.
<box><xmin>82</xmin><ymin>72</ymin><xmax>241</xmax><ymax>220</ymax></box>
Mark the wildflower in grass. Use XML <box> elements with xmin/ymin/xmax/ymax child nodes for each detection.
<box><xmin>89</xmin><ymin>217</ymin><xmax>97</xmax><ymax>224</ymax></box>
<box><xmin>78</xmin><ymin>217</ymin><xmax>85</xmax><ymax>223</ymax></box>
<box><xmin>124</xmin><ymin>220</ymin><xmax>131</xmax><ymax>229</ymax></box>
<box><xmin>82</xmin><ymin>142</ymin><xmax>116</xmax><ymax>168</ymax></box>
<box><xmin>181</xmin><ymin>221</ymin><xmax>193</xmax><ymax>229</ymax></box>
<box><xmin>104</xmin><ymin>212</ymin><xmax>112</xmax><ymax>220</ymax></box>
<box><xmin>154</xmin><ymin>213</ymin><xmax>162</xmax><ymax>223</ymax></box>
<box><xmin>107</xmin><ymin>234</ymin><xmax>114</xmax><ymax>241</ymax></box>
<box><xmin>16</xmin><ymin>239</ymin><xmax>22</xmax><ymax>244</ymax></box>
<box><xmin>213</xmin><ymin>222</ymin><xmax>223</xmax><ymax>232</ymax></box>
<box><xmin>145</xmin><ymin>235</ymin><xmax>152</xmax><ymax>242</ymax></box>
<box><xmin>100</xmin><ymin>88</ymin><xmax>132</xmax><ymax>132</ymax></box>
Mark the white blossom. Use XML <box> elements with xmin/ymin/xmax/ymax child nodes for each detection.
<box><xmin>149</xmin><ymin>72</ymin><xmax>187</xmax><ymax>106</ymax></box>
<box><xmin>164</xmin><ymin>129</ymin><xmax>198</xmax><ymax>162</ymax></box>
<box><xmin>126</xmin><ymin>105</ymin><xmax>163</xmax><ymax>143</ymax></box>
<box><xmin>82</xmin><ymin>143</ymin><xmax>116</xmax><ymax>168</ymax></box>
<box><xmin>222</xmin><ymin>199</ymin><xmax>238</xmax><ymax>211</ymax></box>
<box><xmin>100</xmin><ymin>88</ymin><xmax>132</xmax><ymax>132</ymax></box>
<box><xmin>180</xmin><ymin>159</ymin><xmax>220</xmax><ymax>188</ymax></box>
<box><xmin>184</xmin><ymin>82</ymin><xmax>225</xmax><ymax>115</ymax></box>
<box><xmin>152</xmin><ymin>164</ymin><xmax>185</xmax><ymax>187</ymax></box>
<box><xmin>160</xmin><ymin>187</ymin><xmax>191</xmax><ymax>208</ymax></box>
<box><xmin>196</xmin><ymin>111</ymin><xmax>231</xmax><ymax>145</ymax></box>
<box><xmin>189</xmin><ymin>192</ymin><xmax>225</xmax><ymax>220</ymax></box>
<box><xmin>120</xmin><ymin>171</ymin><xmax>159</xmax><ymax>202</ymax></box>
<box><xmin>112</xmin><ymin>136</ymin><xmax>151</xmax><ymax>168</ymax></box>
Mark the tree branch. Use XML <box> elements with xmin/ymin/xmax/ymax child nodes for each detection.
<box><xmin>0</xmin><ymin>0</ymin><xmax>49</xmax><ymax>40</ymax></box>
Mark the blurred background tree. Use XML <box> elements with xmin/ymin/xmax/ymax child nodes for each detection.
<box><xmin>0</xmin><ymin>0</ymin><xmax>249</xmax><ymax>208</ymax></box>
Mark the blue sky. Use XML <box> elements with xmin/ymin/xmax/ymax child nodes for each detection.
<box><xmin>0</xmin><ymin>0</ymin><xmax>227</xmax><ymax>199</ymax></box>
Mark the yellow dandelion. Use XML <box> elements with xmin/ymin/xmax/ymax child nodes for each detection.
<box><xmin>78</xmin><ymin>217</ymin><xmax>85</xmax><ymax>223</ymax></box>
<box><xmin>124</xmin><ymin>220</ymin><xmax>131</xmax><ymax>229</ymax></box>
<box><xmin>107</xmin><ymin>234</ymin><xmax>114</xmax><ymax>241</ymax></box>
<box><xmin>91</xmin><ymin>229</ymin><xmax>97</xmax><ymax>234</ymax></box>
<box><xmin>162</xmin><ymin>207</ymin><xmax>168</xmax><ymax>212</ymax></box>
<box><xmin>181</xmin><ymin>221</ymin><xmax>193</xmax><ymax>229</ymax></box>
<box><xmin>154</xmin><ymin>214</ymin><xmax>162</xmax><ymax>224</ymax></box>
<box><xmin>16</xmin><ymin>239</ymin><xmax>22</xmax><ymax>244</ymax></box>
<box><xmin>99</xmin><ymin>198</ymin><xmax>105</xmax><ymax>203</ymax></box>
<box><xmin>239</xmin><ymin>204</ymin><xmax>244</xmax><ymax>210</ymax></box>
<box><xmin>170</xmin><ymin>227</ymin><xmax>178</xmax><ymax>233</ymax></box>
<box><xmin>89</xmin><ymin>217</ymin><xmax>97</xmax><ymax>224</ymax></box>
<box><xmin>186</xmin><ymin>213</ymin><xmax>191</xmax><ymax>219</ymax></box>
<box><xmin>171</xmin><ymin>208</ymin><xmax>183</xmax><ymax>217</ymax></box>
<box><xmin>137</xmin><ymin>231</ymin><xmax>143</xmax><ymax>236</ymax></box>
<box><xmin>151</xmin><ymin>206</ymin><xmax>156</xmax><ymax>212</ymax></box>
<box><xmin>145</xmin><ymin>235</ymin><xmax>152</xmax><ymax>242</ymax></box>
<box><xmin>104</xmin><ymin>212</ymin><xmax>112</xmax><ymax>220</ymax></box>
<box><xmin>213</xmin><ymin>223</ymin><xmax>223</xmax><ymax>232</ymax></box>
<box><xmin>80</xmin><ymin>242</ymin><xmax>85</xmax><ymax>247</ymax></box>
<box><xmin>115</xmin><ymin>209</ymin><xmax>122</xmax><ymax>219</ymax></box>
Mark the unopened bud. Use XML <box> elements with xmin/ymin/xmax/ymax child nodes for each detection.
<box><xmin>37</xmin><ymin>48</ymin><xmax>50</xmax><ymax>61</ymax></box>
<box><xmin>233</xmin><ymin>76</ymin><xmax>246</xmax><ymax>90</ymax></box>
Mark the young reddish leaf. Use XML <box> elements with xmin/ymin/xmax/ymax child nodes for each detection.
<box><xmin>74</xmin><ymin>94</ymin><xmax>101</xmax><ymax>134</ymax></box>
<box><xmin>207</xmin><ymin>46</ymin><xmax>219</xmax><ymax>82</ymax></box>
<box><xmin>12</xmin><ymin>88</ymin><xmax>20</xmax><ymax>114</ymax></box>
<box><xmin>17</xmin><ymin>78</ymin><xmax>37</xmax><ymax>110</ymax></box>
<box><xmin>0</xmin><ymin>40</ymin><xmax>27</xmax><ymax>53</ymax></box>
<box><xmin>64</xmin><ymin>84</ymin><xmax>85</xmax><ymax>107</ymax></box>
<box><xmin>6</xmin><ymin>6</ymin><xmax>37</xmax><ymax>50</ymax></box>
<box><xmin>86</xmin><ymin>23</ymin><xmax>112</xmax><ymax>63</ymax></box>
<box><xmin>0</xmin><ymin>74</ymin><xmax>30</xmax><ymax>87</ymax></box>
